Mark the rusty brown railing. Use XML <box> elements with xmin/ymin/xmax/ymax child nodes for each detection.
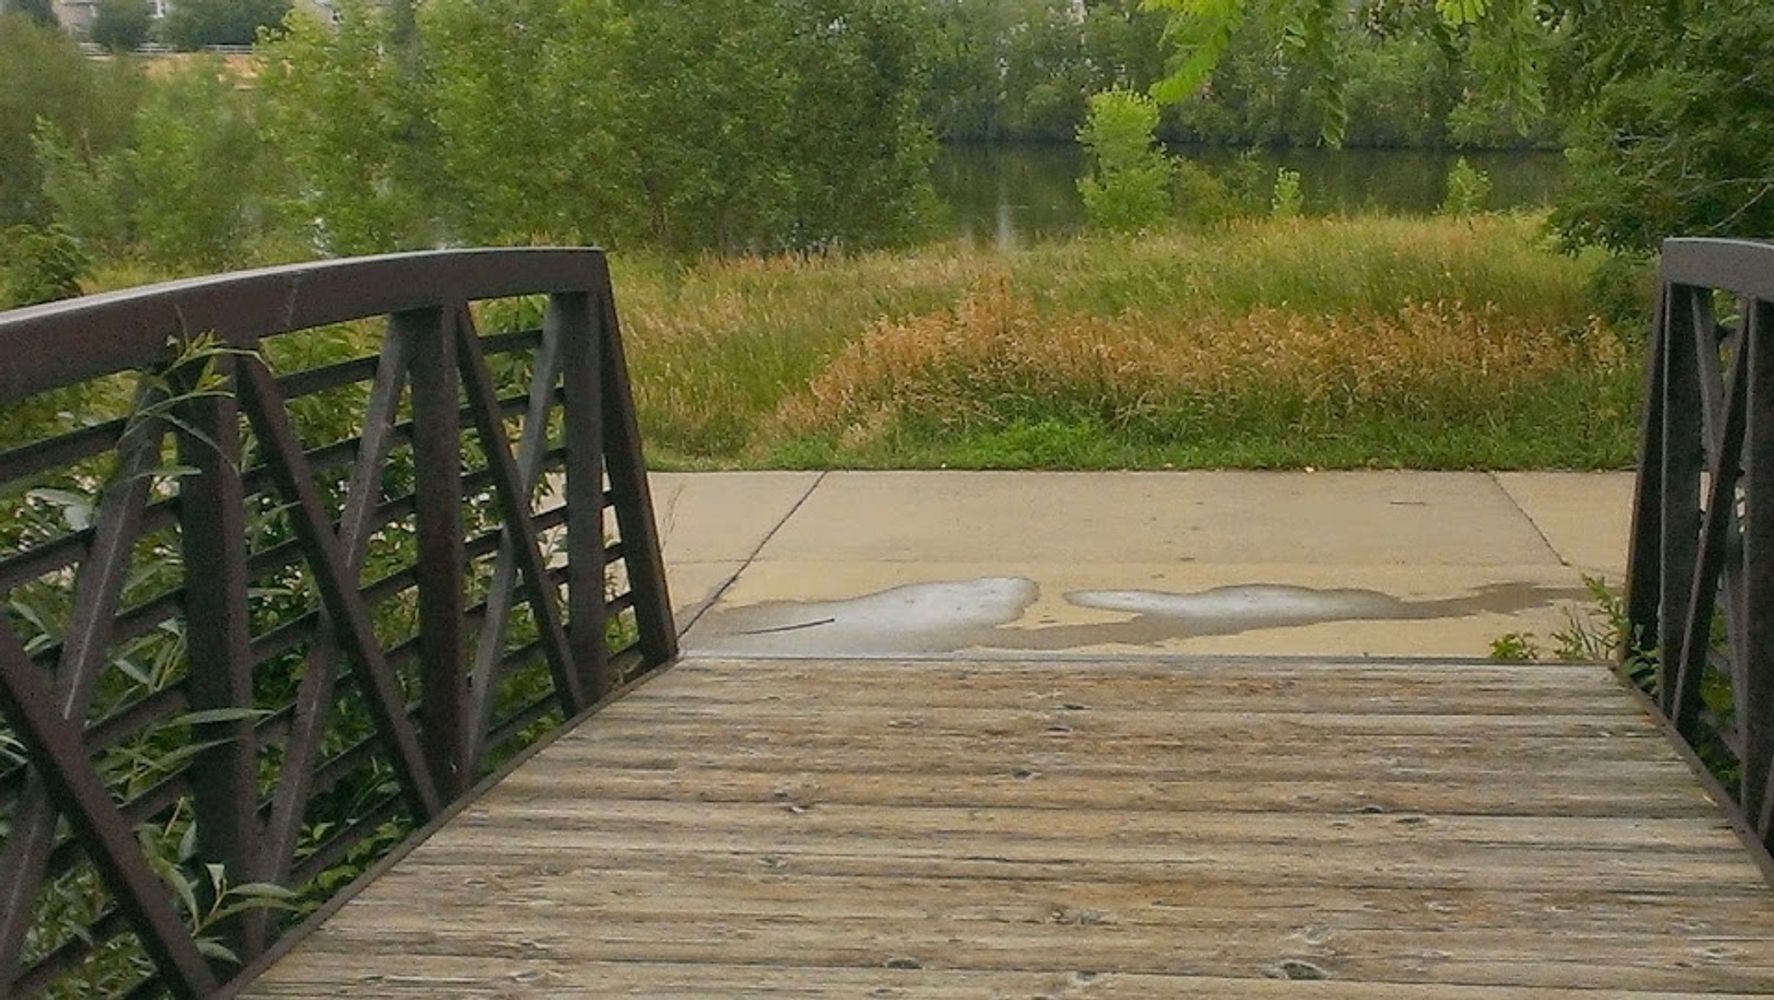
<box><xmin>1626</xmin><ymin>237</ymin><xmax>1774</xmax><ymax>852</ymax></box>
<box><xmin>0</xmin><ymin>249</ymin><xmax>675</xmax><ymax>996</ymax></box>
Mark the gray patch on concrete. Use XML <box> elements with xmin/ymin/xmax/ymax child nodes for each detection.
<box><xmin>691</xmin><ymin>577</ymin><xmax>1590</xmax><ymax>656</ymax></box>
<box><xmin>1070</xmin><ymin>584</ymin><xmax>1399</xmax><ymax>624</ymax></box>
<box><xmin>1008</xmin><ymin>581</ymin><xmax>1587</xmax><ymax>646</ymax></box>
<box><xmin>696</xmin><ymin>577</ymin><xmax>1040</xmax><ymax>656</ymax></box>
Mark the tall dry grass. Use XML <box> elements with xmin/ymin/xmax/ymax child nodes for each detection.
<box><xmin>611</xmin><ymin>214</ymin><xmax>1639</xmax><ymax>468</ymax></box>
<box><xmin>78</xmin><ymin>213</ymin><xmax>1639</xmax><ymax>467</ymax></box>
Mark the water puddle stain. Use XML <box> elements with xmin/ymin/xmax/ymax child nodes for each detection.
<box><xmin>704</xmin><ymin>577</ymin><xmax>1039</xmax><ymax>656</ymax></box>
<box><xmin>695</xmin><ymin>577</ymin><xmax>1590</xmax><ymax>655</ymax></box>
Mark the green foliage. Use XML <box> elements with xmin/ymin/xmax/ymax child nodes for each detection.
<box><xmin>253</xmin><ymin>0</ymin><xmax>936</xmax><ymax>255</ymax></box>
<box><xmin>1146</xmin><ymin>0</ymin><xmax>1547</xmax><ymax>147</ymax></box>
<box><xmin>1145</xmin><ymin>0</ymin><xmax>1246</xmax><ymax>105</ymax></box>
<box><xmin>130</xmin><ymin>64</ymin><xmax>270</xmax><ymax>269</ymax></box>
<box><xmin>1077</xmin><ymin>88</ymin><xmax>1172</xmax><ymax>233</ymax></box>
<box><xmin>255</xmin><ymin>0</ymin><xmax>435</xmax><ymax>254</ymax></box>
<box><xmin>1269</xmin><ymin>166</ymin><xmax>1303</xmax><ymax>218</ymax></box>
<box><xmin>0</xmin><ymin>15</ymin><xmax>143</xmax><ymax>225</ymax></box>
<box><xmin>0</xmin><ymin>223</ymin><xmax>89</xmax><ymax>306</ymax></box>
<box><xmin>1488</xmin><ymin>631</ymin><xmax>1540</xmax><ymax>662</ymax></box>
<box><xmin>160</xmin><ymin>0</ymin><xmax>290</xmax><ymax>48</ymax></box>
<box><xmin>1439</xmin><ymin>156</ymin><xmax>1491</xmax><ymax>215</ymax></box>
<box><xmin>1171</xmin><ymin>158</ymin><xmax>1235</xmax><ymax>225</ymax></box>
<box><xmin>1548</xmin><ymin>0</ymin><xmax>1774</xmax><ymax>252</ymax></box>
<box><xmin>37</xmin><ymin>61</ymin><xmax>273</xmax><ymax>270</ymax></box>
<box><xmin>1584</xmin><ymin>252</ymin><xmax>1655</xmax><ymax>332</ymax></box>
<box><xmin>5</xmin><ymin>0</ymin><xmax>56</xmax><ymax>28</ymax></box>
<box><xmin>91</xmin><ymin>0</ymin><xmax>151</xmax><ymax>51</ymax></box>
<box><xmin>419</xmin><ymin>0</ymin><xmax>628</xmax><ymax>245</ymax></box>
<box><xmin>923</xmin><ymin>0</ymin><xmax>1169</xmax><ymax>143</ymax></box>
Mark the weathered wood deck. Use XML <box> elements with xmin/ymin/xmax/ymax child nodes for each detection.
<box><xmin>246</xmin><ymin>655</ymin><xmax>1774</xmax><ymax>998</ymax></box>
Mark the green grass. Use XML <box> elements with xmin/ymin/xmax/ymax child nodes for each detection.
<box><xmin>610</xmin><ymin>214</ymin><xmax>1641</xmax><ymax>470</ymax></box>
<box><xmin>76</xmin><ymin>213</ymin><xmax>1643</xmax><ymax>471</ymax></box>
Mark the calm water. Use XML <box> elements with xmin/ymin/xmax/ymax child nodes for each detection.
<box><xmin>931</xmin><ymin>144</ymin><xmax>1569</xmax><ymax>249</ymax></box>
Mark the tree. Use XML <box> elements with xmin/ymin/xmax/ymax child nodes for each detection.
<box><xmin>255</xmin><ymin>0</ymin><xmax>434</xmax><ymax>253</ymax></box>
<box><xmin>1143</xmin><ymin>0</ymin><xmax>1549</xmax><ymax>146</ymax></box>
<box><xmin>0</xmin><ymin>15</ymin><xmax>142</xmax><ymax>224</ymax></box>
<box><xmin>161</xmin><ymin>0</ymin><xmax>290</xmax><ymax>48</ymax></box>
<box><xmin>1547</xmin><ymin>0</ymin><xmax>1774</xmax><ymax>252</ymax></box>
<box><xmin>615</xmin><ymin>0</ymin><xmax>936</xmax><ymax>251</ymax></box>
<box><xmin>129</xmin><ymin>62</ymin><xmax>269</xmax><ymax>267</ymax></box>
<box><xmin>91</xmin><ymin>0</ymin><xmax>151</xmax><ymax>51</ymax></box>
<box><xmin>4</xmin><ymin>0</ymin><xmax>57</xmax><ymax>29</ymax></box>
<box><xmin>775</xmin><ymin>0</ymin><xmax>939</xmax><ymax>248</ymax></box>
<box><xmin>1077</xmin><ymin>89</ymin><xmax>1172</xmax><ymax>233</ymax></box>
<box><xmin>420</xmin><ymin>0</ymin><xmax>629</xmax><ymax>245</ymax></box>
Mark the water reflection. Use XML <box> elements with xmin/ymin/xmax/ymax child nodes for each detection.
<box><xmin>931</xmin><ymin>143</ymin><xmax>1570</xmax><ymax>249</ymax></box>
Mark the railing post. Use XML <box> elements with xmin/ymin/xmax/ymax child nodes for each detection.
<box><xmin>405</xmin><ymin>306</ymin><xmax>470</xmax><ymax>798</ymax></box>
<box><xmin>175</xmin><ymin>353</ymin><xmax>263</xmax><ymax>961</ymax></box>
<box><xmin>1742</xmin><ymin>300</ymin><xmax>1774</xmax><ymax>829</ymax></box>
<box><xmin>596</xmin><ymin>265</ymin><xmax>677</xmax><ymax>667</ymax></box>
<box><xmin>1624</xmin><ymin>283</ymin><xmax>1669</xmax><ymax>663</ymax></box>
<box><xmin>557</xmin><ymin>292</ymin><xmax>614</xmax><ymax>698</ymax></box>
<box><xmin>1657</xmin><ymin>284</ymin><xmax>1706</xmax><ymax>716</ymax></box>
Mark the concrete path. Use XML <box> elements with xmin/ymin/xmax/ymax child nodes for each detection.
<box><xmin>645</xmin><ymin>471</ymin><xmax>1634</xmax><ymax>660</ymax></box>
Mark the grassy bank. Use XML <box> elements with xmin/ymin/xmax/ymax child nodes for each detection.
<box><xmin>612</xmin><ymin>214</ymin><xmax>1643</xmax><ymax>470</ymax></box>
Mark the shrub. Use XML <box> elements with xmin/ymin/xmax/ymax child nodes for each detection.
<box><xmin>1</xmin><ymin>223</ymin><xmax>88</xmax><ymax>306</ymax></box>
<box><xmin>1172</xmin><ymin>158</ymin><xmax>1236</xmax><ymax>226</ymax></box>
<box><xmin>1077</xmin><ymin>88</ymin><xmax>1172</xmax><ymax>234</ymax></box>
<box><xmin>1584</xmin><ymin>252</ymin><xmax>1657</xmax><ymax>332</ymax></box>
<box><xmin>1270</xmin><ymin>166</ymin><xmax>1303</xmax><ymax>219</ymax></box>
<box><xmin>1440</xmin><ymin>157</ymin><xmax>1493</xmax><ymax>216</ymax></box>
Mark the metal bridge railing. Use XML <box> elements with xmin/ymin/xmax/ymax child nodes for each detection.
<box><xmin>1626</xmin><ymin>237</ymin><xmax>1774</xmax><ymax>853</ymax></box>
<box><xmin>0</xmin><ymin>249</ymin><xmax>675</xmax><ymax>996</ymax></box>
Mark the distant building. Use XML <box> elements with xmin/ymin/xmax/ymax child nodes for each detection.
<box><xmin>52</xmin><ymin>0</ymin><xmax>168</xmax><ymax>37</ymax></box>
<box><xmin>51</xmin><ymin>0</ymin><xmax>98</xmax><ymax>36</ymax></box>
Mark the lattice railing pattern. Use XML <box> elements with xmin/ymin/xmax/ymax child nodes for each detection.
<box><xmin>1626</xmin><ymin>237</ymin><xmax>1774</xmax><ymax>851</ymax></box>
<box><xmin>0</xmin><ymin>250</ymin><xmax>675</xmax><ymax>996</ymax></box>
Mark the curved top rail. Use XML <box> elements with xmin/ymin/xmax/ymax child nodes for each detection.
<box><xmin>0</xmin><ymin>247</ymin><xmax>608</xmax><ymax>405</ymax></box>
<box><xmin>1661</xmin><ymin>238</ymin><xmax>1774</xmax><ymax>301</ymax></box>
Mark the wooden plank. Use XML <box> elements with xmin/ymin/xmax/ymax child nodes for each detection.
<box><xmin>487</xmin><ymin>765</ymin><xmax>1719</xmax><ymax>819</ymax></box>
<box><xmin>244</xmin><ymin>657</ymin><xmax>1774</xmax><ymax>998</ymax></box>
<box><xmin>275</xmin><ymin>914</ymin><xmax>1774</xmax><ymax>993</ymax></box>
<box><xmin>246</xmin><ymin>958</ymin><xmax>1774</xmax><ymax>1000</ymax></box>
<box><xmin>297</xmin><ymin>866</ymin><xmax>1774</xmax><ymax>934</ymax></box>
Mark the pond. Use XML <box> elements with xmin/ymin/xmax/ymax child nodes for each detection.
<box><xmin>931</xmin><ymin>144</ymin><xmax>1569</xmax><ymax>249</ymax></box>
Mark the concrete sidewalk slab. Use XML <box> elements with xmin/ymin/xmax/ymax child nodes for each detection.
<box><xmin>651</xmin><ymin>471</ymin><xmax>819</xmax><ymax>563</ymax></box>
<box><xmin>1493</xmin><ymin>471</ymin><xmax>1634</xmax><ymax>576</ymax></box>
<box><xmin>642</xmin><ymin>470</ymin><xmax>1639</xmax><ymax>659</ymax></box>
<box><xmin>754</xmin><ymin>471</ymin><xmax>1559</xmax><ymax>566</ymax></box>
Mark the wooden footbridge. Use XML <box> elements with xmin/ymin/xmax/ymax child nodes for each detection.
<box><xmin>1</xmin><ymin>243</ymin><xmax>1772</xmax><ymax>997</ymax></box>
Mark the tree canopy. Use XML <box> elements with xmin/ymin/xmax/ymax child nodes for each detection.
<box><xmin>90</xmin><ymin>0</ymin><xmax>152</xmax><ymax>51</ymax></box>
<box><xmin>161</xmin><ymin>0</ymin><xmax>290</xmax><ymax>48</ymax></box>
